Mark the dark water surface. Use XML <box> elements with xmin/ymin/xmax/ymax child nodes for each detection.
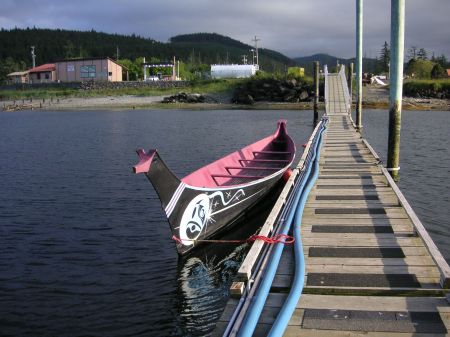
<box><xmin>1</xmin><ymin>109</ymin><xmax>449</xmax><ymax>336</ymax></box>
<box><xmin>354</xmin><ymin>109</ymin><xmax>450</xmax><ymax>262</ymax></box>
<box><xmin>0</xmin><ymin>109</ymin><xmax>313</xmax><ymax>336</ymax></box>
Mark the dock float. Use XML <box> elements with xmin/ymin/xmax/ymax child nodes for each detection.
<box><xmin>213</xmin><ymin>67</ymin><xmax>450</xmax><ymax>336</ymax></box>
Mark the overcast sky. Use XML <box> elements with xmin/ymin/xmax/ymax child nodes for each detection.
<box><xmin>1</xmin><ymin>0</ymin><xmax>449</xmax><ymax>59</ymax></box>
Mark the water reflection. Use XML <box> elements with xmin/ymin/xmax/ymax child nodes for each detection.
<box><xmin>176</xmin><ymin>245</ymin><xmax>247</xmax><ymax>336</ymax></box>
<box><xmin>174</xmin><ymin>181</ymin><xmax>284</xmax><ymax>336</ymax></box>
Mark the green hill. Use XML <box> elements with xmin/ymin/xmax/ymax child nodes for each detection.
<box><xmin>0</xmin><ymin>28</ymin><xmax>295</xmax><ymax>81</ymax></box>
<box><xmin>294</xmin><ymin>53</ymin><xmax>379</xmax><ymax>75</ymax></box>
<box><xmin>170</xmin><ymin>33</ymin><xmax>294</xmax><ymax>71</ymax></box>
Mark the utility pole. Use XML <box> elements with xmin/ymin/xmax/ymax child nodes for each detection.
<box><xmin>356</xmin><ymin>0</ymin><xmax>363</xmax><ymax>130</ymax></box>
<box><xmin>172</xmin><ymin>56</ymin><xmax>176</xmax><ymax>80</ymax></box>
<box><xmin>313</xmin><ymin>61</ymin><xmax>320</xmax><ymax>125</ymax></box>
<box><xmin>387</xmin><ymin>0</ymin><xmax>405</xmax><ymax>181</ymax></box>
<box><xmin>143</xmin><ymin>57</ymin><xmax>147</xmax><ymax>81</ymax></box>
<box><xmin>252</xmin><ymin>36</ymin><xmax>260</xmax><ymax>66</ymax></box>
<box><xmin>116</xmin><ymin>45</ymin><xmax>120</xmax><ymax>60</ymax></box>
<box><xmin>31</xmin><ymin>46</ymin><xmax>36</xmax><ymax>68</ymax></box>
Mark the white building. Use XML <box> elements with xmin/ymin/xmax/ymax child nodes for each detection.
<box><xmin>211</xmin><ymin>64</ymin><xmax>259</xmax><ymax>79</ymax></box>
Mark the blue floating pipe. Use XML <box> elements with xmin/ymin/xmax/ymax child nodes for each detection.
<box><xmin>267</xmin><ymin>119</ymin><xmax>327</xmax><ymax>336</ymax></box>
<box><xmin>237</xmin><ymin>119</ymin><xmax>327</xmax><ymax>337</ymax></box>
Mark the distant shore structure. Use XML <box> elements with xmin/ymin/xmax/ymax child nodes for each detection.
<box><xmin>211</xmin><ymin>64</ymin><xmax>259</xmax><ymax>79</ymax></box>
<box><xmin>55</xmin><ymin>57</ymin><xmax>123</xmax><ymax>82</ymax></box>
<box><xmin>6</xmin><ymin>57</ymin><xmax>124</xmax><ymax>84</ymax></box>
<box><xmin>142</xmin><ymin>56</ymin><xmax>179</xmax><ymax>81</ymax></box>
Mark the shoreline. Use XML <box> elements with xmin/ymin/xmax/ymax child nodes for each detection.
<box><xmin>1</xmin><ymin>87</ymin><xmax>449</xmax><ymax>111</ymax></box>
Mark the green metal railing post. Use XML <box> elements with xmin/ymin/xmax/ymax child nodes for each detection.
<box><xmin>387</xmin><ymin>0</ymin><xmax>405</xmax><ymax>181</ymax></box>
<box><xmin>356</xmin><ymin>0</ymin><xmax>363</xmax><ymax>130</ymax></box>
<box><xmin>313</xmin><ymin>61</ymin><xmax>320</xmax><ymax>125</ymax></box>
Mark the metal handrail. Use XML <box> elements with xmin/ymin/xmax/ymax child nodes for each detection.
<box><xmin>267</xmin><ymin>118</ymin><xmax>328</xmax><ymax>336</ymax></box>
<box><xmin>339</xmin><ymin>65</ymin><xmax>351</xmax><ymax>113</ymax></box>
<box><xmin>324</xmin><ymin>65</ymin><xmax>329</xmax><ymax>114</ymax></box>
<box><xmin>233</xmin><ymin>118</ymin><xmax>328</xmax><ymax>337</ymax></box>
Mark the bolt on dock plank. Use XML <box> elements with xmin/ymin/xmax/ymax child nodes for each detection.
<box><xmin>213</xmin><ymin>68</ymin><xmax>450</xmax><ymax>336</ymax></box>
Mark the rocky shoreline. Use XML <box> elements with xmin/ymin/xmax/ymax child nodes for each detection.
<box><xmin>1</xmin><ymin>85</ymin><xmax>448</xmax><ymax>111</ymax></box>
<box><xmin>231</xmin><ymin>78</ymin><xmax>318</xmax><ymax>104</ymax></box>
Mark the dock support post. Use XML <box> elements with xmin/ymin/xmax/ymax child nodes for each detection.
<box><xmin>348</xmin><ymin>62</ymin><xmax>354</xmax><ymax>113</ymax></box>
<box><xmin>387</xmin><ymin>0</ymin><xmax>405</xmax><ymax>181</ymax></box>
<box><xmin>143</xmin><ymin>57</ymin><xmax>147</xmax><ymax>81</ymax></box>
<box><xmin>313</xmin><ymin>61</ymin><xmax>319</xmax><ymax>125</ymax></box>
<box><xmin>356</xmin><ymin>0</ymin><xmax>363</xmax><ymax>130</ymax></box>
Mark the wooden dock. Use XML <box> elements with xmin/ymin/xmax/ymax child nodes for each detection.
<box><xmin>213</xmin><ymin>68</ymin><xmax>450</xmax><ymax>336</ymax></box>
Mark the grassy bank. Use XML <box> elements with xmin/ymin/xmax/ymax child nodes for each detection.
<box><xmin>403</xmin><ymin>78</ymin><xmax>450</xmax><ymax>98</ymax></box>
<box><xmin>0</xmin><ymin>79</ymin><xmax>243</xmax><ymax>100</ymax></box>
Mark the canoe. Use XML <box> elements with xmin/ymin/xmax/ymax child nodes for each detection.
<box><xmin>133</xmin><ymin>120</ymin><xmax>296</xmax><ymax>255</ymax></box>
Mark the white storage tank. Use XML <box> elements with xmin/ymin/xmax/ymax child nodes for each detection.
<box><xmin>211</xmin><ymin>64</ymin><xmax>259</xmax><ymax>79</ymax></box>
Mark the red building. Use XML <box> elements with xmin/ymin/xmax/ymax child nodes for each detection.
<box><xmin>28</xmin><ymin>64</ymin><xmax>56</xmax><ymax>83</ymax></box>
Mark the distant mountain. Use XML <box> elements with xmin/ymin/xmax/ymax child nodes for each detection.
<box><xmin>169</xmin><ymin>33</ymin><xmax>295</xmax><ymax>71</ymax></box>
<box><xmin>0</xmin><ymin>28</ymin><xmax>294</xmax><ymax>74</ymax></box>
<box><xmin>294</xmin><ymin>53</ymin><xmax>379</xmax><ymax>75</ymax></box>
<box><xmin>294</xmin><ymin>53</ymin><xmax>343</xmax><ymax>67</ymax></box>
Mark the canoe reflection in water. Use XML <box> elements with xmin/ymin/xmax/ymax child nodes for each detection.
<box><xmin>172</xmin><ymin>181</ymin><xmax>284</xmax><ymax>336</ymax></box>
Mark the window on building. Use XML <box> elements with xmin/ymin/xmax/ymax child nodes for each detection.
<box><xmin>108</xmin><ymin>72</ymin><xmax>112</xmax><ymax>76</ymax></box>
<box><xmin>37</xmin><ymin>73</ymin><xmax>41</xmax><ymax>80</ymax></box>
<box><xmin>81</xmin><ymin>65</ymin><xmax>96</xmax><ymax>78</ymax></box>
<box><xmin>45</xmin><ymin>73</ymin><xmax>49</xmax><ymax>79</ymax></box>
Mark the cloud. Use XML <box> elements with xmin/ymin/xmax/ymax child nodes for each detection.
<box><xmin>1</xmin><ymin>0</ymin><xmax>449</xmax><ymax>59</ymax></box>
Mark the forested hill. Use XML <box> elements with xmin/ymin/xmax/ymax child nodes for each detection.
<box><xmin>0</xmin><ymin>28</ymin><xmax>294</xmax><ymax>73</ymax></box>
<box><xmin>294</xmin><ymin>53</ymin><xmax>379</xmax><ymax>74</ymax></box>
<box><xmin>170</xmin><ymin>33</ymin><xmax>294</xmax><ymax>70</ymax></box>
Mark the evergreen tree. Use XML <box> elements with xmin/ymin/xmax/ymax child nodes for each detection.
<box><xmin>417</xmin><ymin>48</ymin><xmax>428</xmax><ymax>60</ymax></box>
<box><xmin>408</xmin><ymin>46</ymin><xmax>418</xmax><ymax>61</ymax></box>
<box><xmin>379</xmin><ymin>41</ymin><xmax>390</xmax><ymax>73</ymax></box>
<box><xmin>435</xmin><ymin>54</ymin><xmax>448</xmax><ymax>68</ymax></box>
<box><xmin>431</xmin><ymin>63</ymin><xmax>447</xmax><ymax>79</ymax></box>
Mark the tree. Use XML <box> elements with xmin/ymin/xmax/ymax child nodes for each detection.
<box><xmin>117</xmin><ymin>58</ymin><xmax>145</xmax><ymax>81</ymax></box>
<box><xmin>431</xmin><ymin>63</ymin><xmax>447</xmax><ymax>79</ymax></box>
<box><xmin>379</xmin><ymin>41</ymin><xmax>390</xmax><ymax>73</ymax></box>
<box><xmin>408</xmin><ymin>46</ymin><xmax>418</xmax><ymax>61</ymax></box>
<box><xmin>405</xmin><ymin>58</ymin><xmax>435</xmax><ymax>79</ymax></box>
<box><xmin>417</xmin><ymin>48</ymin><xmax>428</xmax><ymax>60</ymax></box>
<box><xmin>63</xmin><ymin>41</ymin><xmax>76</xmax><ymax>59</ymax></box>
<box><xmin>0</xmin><ymin>57</ymin><xmax>27</xmax><ymax>83</ymax></box>
<box><xmin>435</xmin><ymin>54</ymin><xmax>448</xmax><ymax>68</ymax></box>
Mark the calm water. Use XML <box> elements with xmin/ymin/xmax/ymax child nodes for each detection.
<box><xmin>354</xmin><ymin>109</ymin><xmax>450</xmax><ymax>261</ymax></box>
<box><xmin>1</xmin><ymin>109</ymin><xmax>449</xmax><ymax>336</ymax></box>
<box><xmin>0</xmin><ymin>109</ymin><xmax>313</xmax><ymax>337</ymax></box>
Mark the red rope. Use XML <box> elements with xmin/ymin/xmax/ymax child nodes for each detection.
<box><xmin>172</xmin><ymin>234</ymin><xmax>295</xmax><ymax>245</ymax></box>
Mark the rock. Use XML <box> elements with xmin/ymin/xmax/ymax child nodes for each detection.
<box><xmin>161</xmin><ymin>92</ymin><xmax>205</xmax><ymax>104</ymax></box>
<box><xmin>238</xmin><ymin>94</ymin><xmax>254</xmax><ymax>104</ymax></box>
<box><xmin>231</xmin><ymin>78</ymin><xmax>316</xmax><ymax>104</ymax></box>
<box><xmin>299</xmin><ymin>91</ymin><xmax>309</xmax><ymax>101</ymax></box>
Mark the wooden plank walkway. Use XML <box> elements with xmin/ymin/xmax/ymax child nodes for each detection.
<box><xmin>213</xmin><ymin>68</ymin><xmax>450</xmax><ymax>336</ymax></box>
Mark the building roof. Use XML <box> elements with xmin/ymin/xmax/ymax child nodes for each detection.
<box><xmin>55</xmin><ymin>57</ymin><xmax>123</xmax><ymax>68</ymax></box>
<box><xmin>447</xmin><ymin>69</ymin><xmax>450</xmax><ymax>77</ymax></box>
<box><xmin>29</xmin><ymin>63</ymin><xmax>56</xmax><ymax>73</ymax></box>
<box><xmin>7</xmin><ymin>71</ymin><xmax>29</xmax><ymax>76</ymax></box>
